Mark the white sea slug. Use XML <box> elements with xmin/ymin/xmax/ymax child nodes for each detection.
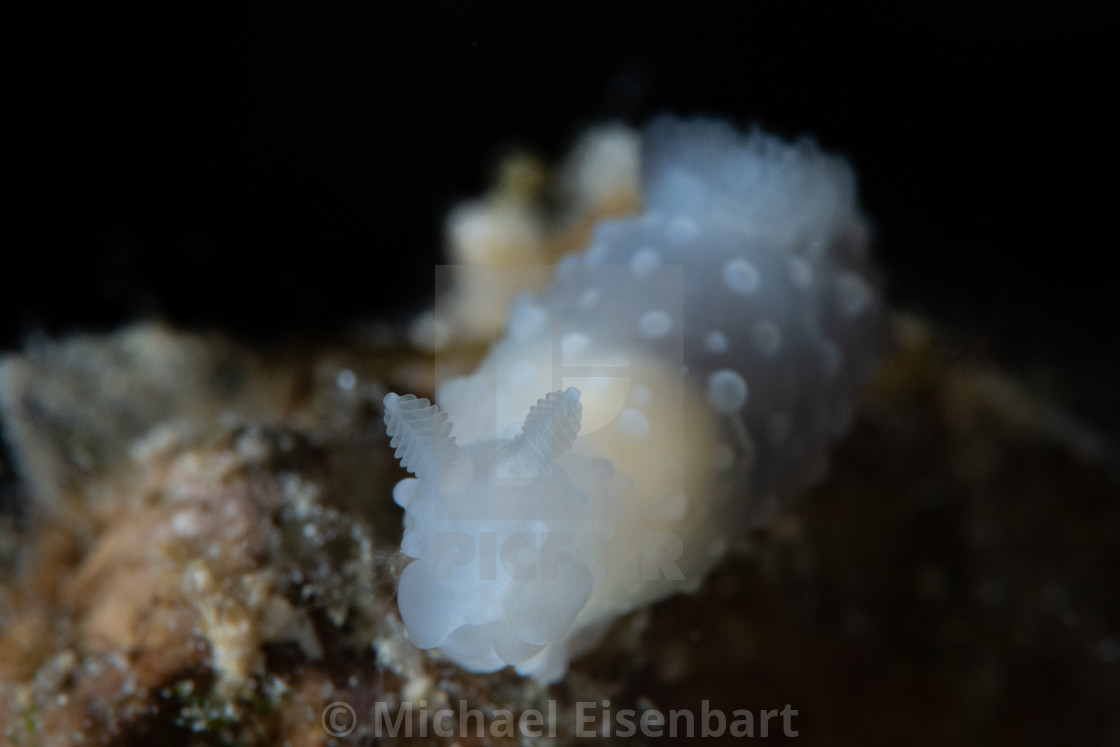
<box><xmin>383</xmin><ymin>117</ymin><xmax>887</xmax><ymax>683</ymax></box>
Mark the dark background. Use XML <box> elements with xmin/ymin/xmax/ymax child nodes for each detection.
<box><xmin>3</xmin><ymin>2</ymin><xmax>1113</xmax><ymax>433</ymax></box>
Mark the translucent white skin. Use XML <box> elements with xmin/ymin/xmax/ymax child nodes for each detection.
<box><xmin>385</xmin><ymin>117</ymin><xmax>886</xmax><ymax>683</ymax></box>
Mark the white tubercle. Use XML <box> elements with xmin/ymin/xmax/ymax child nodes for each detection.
<box><xmin>384</xmin><ymin>116</ymin><xmax>887</xmax><ymax>683</ymax></box>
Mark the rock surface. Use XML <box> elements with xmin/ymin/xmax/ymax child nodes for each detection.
<box><xmin>0</xmin><ymin>317</ymin><xmax>1116</xmax><ymax>745</ymax></box>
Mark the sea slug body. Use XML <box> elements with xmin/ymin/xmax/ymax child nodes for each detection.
<box><xmin>384</xmin><ymin>117</ymin><xmax>887</xmax><ymax>682</ymax></box>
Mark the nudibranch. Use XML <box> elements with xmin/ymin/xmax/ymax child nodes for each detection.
<box><xmin>384</xmin><ymin>117</ymin><xmax>887</xmax><ymax>682</ymax></box>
